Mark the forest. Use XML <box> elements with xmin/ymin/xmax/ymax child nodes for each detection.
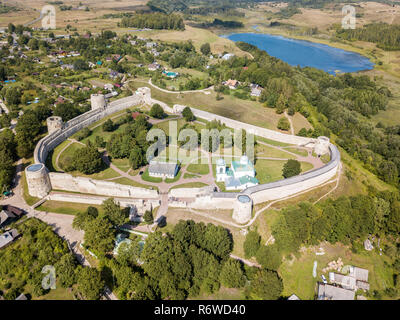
<box><xmin>336</xmin><ymin>23</ymin><xmax>400</xmax><ymax>51</ymax></box>
<box><xmin>120</xmin><ymin>13</ymin><xmax>185</xmax><ymax>30</ymax></box>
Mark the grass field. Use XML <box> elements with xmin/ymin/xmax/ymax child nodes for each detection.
<box><xmin>36</xmin><ymin>201</ymin><xmax>104</xmax><ymax>215</ymax></box>
<box><xmin>130</xmin><ymin>79</ymin><xmax>312</xmax><ymax>131</ymax></box>
<box><xmin>254</xmin><ymin>159</ymin><xmax>314</xmax><ymax>184</ymax></box>
<box><xmin>111</xmin><ymin>177</ymin><xmax>157</xmax><ymax>190</ymax></box>
<box><xmin>256</xmin><ymin>144</ymin><xmax>296</xmax><ymax>159</ymax></box>
<box><xmin>170</xmin><ymin>182</ymin><xmax>208</xmax><ymax>189</ymax></box>
<box><xmin>186</xmin><ymin>163</ymin><xmax>210</xmax><ymax>175</ymax></box>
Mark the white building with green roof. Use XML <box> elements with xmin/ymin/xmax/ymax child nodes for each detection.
<box><xmin>216</xmin><ymin>156</ymin><xmax>259</xmax><ymax>191</ymax></box>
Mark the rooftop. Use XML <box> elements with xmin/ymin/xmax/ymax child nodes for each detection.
<box><xmin>318</xmin><ymin>283</ymin><xmax>355</xmax><ymax>300</ymax></box>
<box><xmin>148</xmin><ymin>161</ymin><xmax>178</xmax><ymax>176</ymax></box>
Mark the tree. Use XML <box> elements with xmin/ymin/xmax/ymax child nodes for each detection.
<box><xmin>55</xmin><ymin>254</ymin><xmax>77</xmax><ymax>288</ymax></box>
<box><xmin>277</xmin><ymin>117</ymin><xmax>290</xmax><ymax>131</ymax></box>
<box><xmin>143</xmin><ymin>210</ymin><xmax>153</xmax><ymax>224</ymax></box>
<box><xmin>101</xmin><ymin>198</ymin><xmax>127</xmax><ymax>227</ymax></box>
<box><xmin>129</xmin><ymin>146</ymin><xmax>144</xmax><ymax>170</ymax></box>
<box><xmin>256</xmin><ymin>244</ymin><xmax>282</xmax><ymax>270</ymax></box>
<box><xmin>54</xmin><ymin>103</ymin><xmax>81</xmax><ymax>122</ymax></box>
<box><xmin>248</xmin><ymin>269</ymin><xmax>283</xmax><ymax>300</ymax></box>
<box><xmin>73</xmin><ymin>59</ymin><xmax>89</xmax><ymax>71</ymax></box>
<box><xmin>84</xmin><ymin>216</ymin><xmax>115</xmax><ymax>255</ymax></box>
<box><xmin>150</xmin><ymin>104</ymin><xmax>165</xmax><ymax>119</ymax></box>
<box><xmin>182</xmin><ymin>107</ymin><xmax>195</xmax><ymax>122</ymax></box>
<box><xmin>77</xmin><ymin>267</ymin><xmax>105</xmax><ymax>300</ymax></box>
<box><xmin>72</xmin><ymin>144</ymin><xmax>103</xmax><ymax>174</ymax></box>
<box><xmin>243</xmin><ymin>230</ymin><xmax>261</xmax><ymax>258</ymax></box>
<box><xmin>219</xmin><ymin>259</ymin><xmax>246</xmax><ymax>288</ymax></box>
<box><xmin>200</xmin><ymin>42</ymin><xmax>211</xmax><ymax>56</ymax></box>
<box><xmin>282</xmin><ymin>159</ymin><xmax>301</xmax><ymax>178</ymax></box>
<box><xmin>102</xmin><ymin>119</ymin><xmax>115</xmax><ymax>132</ymax></box>
<box><xmin>73</xmin><ymin>206</ymin><xmax>98</xmax><ymax>230</ymax></box>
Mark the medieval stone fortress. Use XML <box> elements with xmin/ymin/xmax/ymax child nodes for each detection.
<box><xmin>25</xmin><ymin>88</ymin><xmax>340</xmax><ymax>225</ymax></box>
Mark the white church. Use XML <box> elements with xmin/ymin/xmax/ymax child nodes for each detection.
<box><xmin>216</xmin><ymin>155</ymin><xmax>259</xmax><ymax>191</ymax></box>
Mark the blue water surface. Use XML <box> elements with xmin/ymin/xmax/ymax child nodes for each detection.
<box><xmin>224</xmin><ymin>33</ymin><xmax>374</xmax><ymax>75</ymax></box>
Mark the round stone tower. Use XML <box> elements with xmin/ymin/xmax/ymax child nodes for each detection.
<box><xmin>46</xmin><ymin>116</ymin><xmax>63</xmax><ymax>134</ymax></box>
<box><xmin>233</xmin><ymin>194</ymin><xmax>252</xmax><ymax>224</ymax></box>
<box><xmin>25</xmin><ymin>163</ymin><xmax>52</xmax><ymax>198</ymax></box>
<box><xmin>314</xmin><ymin>136</ymin><xmax>330</xmax><ymax>157</ymax></box>
<box><xmin>90</xmin><ymin>94</ymin><xmax>106</xmax><ymax>110</ymax></box>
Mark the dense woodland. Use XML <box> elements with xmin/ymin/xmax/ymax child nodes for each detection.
<box><xmin>336</xmin><ymin>23</ymin><xmax>400</xmax><ymax>51</ymax></box>
<box><xmin>0</xmin><ymin>218</ymin><xmax>104</xmax><ymax>300</ymax></box>
<box><xmin>120</xmin><ymin>13</ymin><xmax>185</xmax><ymax>30</ymax></box>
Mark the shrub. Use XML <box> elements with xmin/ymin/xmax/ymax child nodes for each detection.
<box><xmin>277</xmin><ymin>117</ymin><xmax>290</xmax><ymax>131</ymax></box>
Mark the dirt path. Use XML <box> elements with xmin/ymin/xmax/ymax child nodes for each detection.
<box><xmin>284</xmin><ymin>111</ymin><xmax>295</xmax><ymax>135</ymax></box>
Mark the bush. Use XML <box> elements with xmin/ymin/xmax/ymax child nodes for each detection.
<box><xmin>243</xmin><ymin>230</ymin><xmax>261</xmax><ymax>259</ymax></box>
<box><xmin>102</xmin><ymin>119</ymin><xmax>115</xmax><ymax>132</ymax></box>
<box><xmin>75</xmin><ymin>128</ymin><xmax>91</xmax><ymax>141</ymax></box>
<box><xmin>282</xmin><ymin>159</ymin><xmax>301</xmax><ymax>178</ymax></box>
<box><xmin>143</xmin><ymin>210</ymin><xmax>153</xmax><ymax>224</ymax></box>
<box><xmin>182</xmin><ymin>107</ymin><xmax>195</xmax><ymax>122</ymax></box>
<box><xmin>277</xmin><ymin>117</ymin><xmax>290</xmax><ymax>131</ymax></box>
<box><xmin>256</xmin><ymin>244</ymin><xmax>282</xmax><ymax>270</ymax></box>
<box><xmin>149</xmin><ymin>104</ymin><xmax>165</xmax><ymax>119</ymax></box>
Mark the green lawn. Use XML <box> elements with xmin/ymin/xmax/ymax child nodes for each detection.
<box><xmin>283</xmin><ymin>147</ymin><xmax>309</xmax><ymax>157</ymax></box>
<box><xmin>36</xmin><ymin>201</ymin><xmax>104</xmax><ymax>216</ymax></box>
<box><xmin>255</xmin><ymin>159</ymin><xmax>314</xmax><ymax>184</ymax></box>
<box><xmin>256</xmin><ymin>144</ymin><xmax>296</xmax><ymax>159</ymax></box>
<box><xmin>186</xmin><ymin>162</ymin><xmax>210</xmax><ymax>175</ymax></box>
<box><xmin>112</xmin><ymin>177</ymin><xmax>157</xmax><ymax>190</ymax></box>
<box><xmin>111</xmin><ymin>158</ymin><xmax>131</xmax><ymax>173</ymax></box>
<box><xmin>170</xmin><ymin>182</ymin><xmax>208</xmax><ymax>189</ymax></box>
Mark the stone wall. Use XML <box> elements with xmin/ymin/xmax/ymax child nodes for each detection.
<box><xmin>171</xmin><ymin>104</ymin><xmax>313</xmax><ymax>146</ymax></box>
<box><xmin>47</xmin><ymin>193</ymin><xmax>160</xmax><ymax>213</ymax></box>
<box><xmin>169</xmin><ymin>185</ymin><xmax>214</xmax><ymax>198</ymax></box>
<box><xmin>49</xmin><ymin>172</ymin><xmax>159</xmax><ymax>199</ymax></box>
<box><xmin>34</xmin><ymin>94</ymin><xmax>142</xmax><ymax>164</ymax></box>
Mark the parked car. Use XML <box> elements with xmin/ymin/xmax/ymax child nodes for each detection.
<box><xmin>321</xmin><ymin>275</ymin><xmax>328</xmax><ymax>284</ymax></box>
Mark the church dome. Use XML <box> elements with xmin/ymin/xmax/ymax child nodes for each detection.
<box><xmin>240</xmin><ymin>155</ymin><xmax>249</xmax><ymax>164</ymax></box>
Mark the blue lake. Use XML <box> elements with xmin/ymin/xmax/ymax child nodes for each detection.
<box><xmin>224</xmin><ymin>33</ymin><xmax>374</xmax><ymax>75</ymax></box>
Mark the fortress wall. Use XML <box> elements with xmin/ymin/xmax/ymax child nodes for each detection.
<box><xmin>169</xmin><ymin>186</ymin><xmax>214</xmax><ymax>198</ymax></box>
<box><xmin>189</xmin><ymin>108</ymin><xmax>313</xmax><ymax>145</ymax></box>
<box><xmin>34</xmin><ymin>95</ymin><xmax>142</xmax><ymax>164</ymax></box>
<box><xmin>48</xmin><ymin>193</ymin><xmax>160</xmax><ymax>210</ymax></box>
<box><xmin>189</xmin><ymin>195</ymin><xmax>236</xmax><ymax>210</ymax></box>
<box><xmin>49</xmin><ymin>173</ymin><xmax>159</xmax><ymax>199</ymax></box>
<box><xmin>250</xmin><ymin>164</ymin><xmax>338</xmax><ymax>204</ymax></box>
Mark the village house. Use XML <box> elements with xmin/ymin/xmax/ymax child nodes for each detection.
<box><xmin>222</xmin><ymin>53</ymin><xmax>235</xmax><ymax>61</ymax></box>
<box><xmin>146</xmin><ymin>42</ymin><xmax>157</xmax><ymax>49</ymax></box>
<box><xmin>148</xmin><ymin>161</ymin><xmax>179</xmax><ymax>179</ymax></box>
<box><xmin>148</xmin><ymin>63</ymin><xmax>161</xmax><ymax>71</ymax></box>
<box><xmin>0</xmin><ymin>229</ymin><xmax>20</xmax><ymax>250</ymax></box>
<box><xmin>223</xmin><ymin>79</ymin><xmax>239</xmax><ymax>90</ymax></box>
<box><xmin>61</xmin><ymin>64</ymin><xmax>74</xmax><ymax>71</ymax></box>
<box><xmin>329</xmin><ymin>266</ymin><xmax>370</xmax><ymax>291</ymax></box>
<box><xmin>0</xmin><ymin>205</ymin><xmax>24</xmax><ymax>228</ymax></box>
<box><xmin>317</xmin><ymin>283</ymin><xmax>355</xmax><ymax>300</ymax></box>
<box><xmin>250</xmin><ymin>83</ymin><xmax>263</xmax><ymax>97</ymax></box>
<box><xmin>104</xmin><ymin>83</ymin><xmax>114</xmax><ymax>91</ymax></box>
